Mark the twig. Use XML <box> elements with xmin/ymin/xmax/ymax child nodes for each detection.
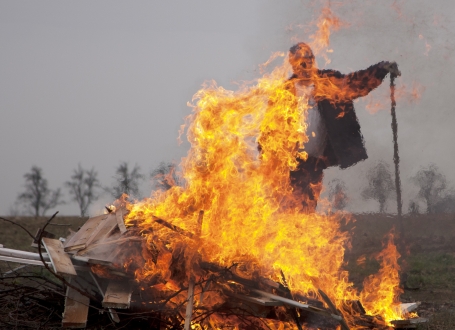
<box><xmin>0</xmin><ymin>217</ymin><xmax>36</xmax><ymax>240</ymax></box>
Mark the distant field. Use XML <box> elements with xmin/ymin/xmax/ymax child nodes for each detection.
<box><xmin>1</xmin><ymin>213</ymin><xmax>454</xmax><ymax>329</ymax></box>
<box><xmin>0</xmin><ymin>215</ymin><xmax>88</xmax><ymax>251</ymax></box>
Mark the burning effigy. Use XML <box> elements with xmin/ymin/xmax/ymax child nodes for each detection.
<box><xmin>0</xmin><ymin>8</ymin><xmax>429</xmax><ymax>330</ymax></box>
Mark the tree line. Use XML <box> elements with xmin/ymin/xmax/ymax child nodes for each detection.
<box><xmin>14</xmin><ymin>162</ymin><xmax>179</xmax><ymax>217</ymax></box>
<box><xmin>328</xmin><ymin>162</ymin><xmax>455</xmax><ymax>214</ymax></box>
<box><xmin>14</xmin><ymin>161</ymin><xmax>453</xmax><ymax>217</ymax></box>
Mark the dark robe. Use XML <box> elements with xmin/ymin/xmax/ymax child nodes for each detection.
<box><xmin>287</xmin><ymin>62</ymin><xmax>390</xmax><ymax>210</ymax></box>
<box><xmin>288</xmin><ymin>61</ymin><xmax>390</xmax><ymax>169</ymax></box>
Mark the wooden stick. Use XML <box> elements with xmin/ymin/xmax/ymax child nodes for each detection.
<box><xmin>318</xmin><ymin>289</ymin><xmax>350</xmax><ymax>330</ymax></box>
<box><xmin>184</xmin><ymin>277</ymin><xmax>195</xmax><ymax>330</ymax></box>
<box><xmin>280</xmin><ymin>270</ymin><xmax>303</xmax><ymax>330</ymax></box>
<box><xmin>184</xmin><ymin>210</ymin><xmax>204</xmax><ymax>329</ymax></box>
<box><xmin>154</xmin><ymin>217</ymin><xmax>195</xmax><ymax>239</ymax></box>
<box><xmin>196</xmin><ymin>210</ymin><xmax>204</xmax><ymax>237</ymax></box>
<box><xmin>252</xmin><ymin>289</ymin><xmax>342</xmax><ymax>321</ymax></box>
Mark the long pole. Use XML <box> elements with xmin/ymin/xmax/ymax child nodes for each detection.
<box><xmin>390</xmin><ymin>75</ymin><xmax>405</xmax><ymax>245</ymax></box>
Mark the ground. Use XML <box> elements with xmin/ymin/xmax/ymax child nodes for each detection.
<box><xmin>342</xmin><ymin>213</ymin><xmax>455</xmax><ymax>329</ymax></box>
<box><xmin>0</xmin><ymin>213</ymin><xmax>454</xmax><ymax>329</ymax></box>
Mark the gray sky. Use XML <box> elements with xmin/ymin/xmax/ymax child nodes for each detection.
<box><xmin>1</xmin><ymin>1</ymin><xmax>454</xmax><ymax>216</ymax></box>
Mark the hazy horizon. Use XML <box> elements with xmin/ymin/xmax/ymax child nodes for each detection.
<box><xmin>1</xmin><ymin>1</ymin><xmax>454</xmax><ymax>216</ymax></box>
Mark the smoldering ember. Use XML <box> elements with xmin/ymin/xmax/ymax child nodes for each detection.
<box><xmin>0</xmin><ymin>13</ymin><xmax>436</xmax><ymax>330</ymax></box>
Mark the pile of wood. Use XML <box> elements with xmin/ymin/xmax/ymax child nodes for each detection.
<box><xmin>0</xmin><ymin>210</ymin><xmax>428</xmax><ymax>329</ymax></box>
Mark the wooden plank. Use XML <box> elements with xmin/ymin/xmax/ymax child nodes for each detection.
<box><xmin>84</xmin><ymin>213</ymin><xmax>118</xmax><ymax>248</ymax></box>
<box><xmin>76</xmin><ymin>236</ymin><xmax>143</xmax><ymax>265</ymax></box>
<box><xmin>89</xmin><ymin>272</ymin><xmax>120</xmax><ymax>323</ymax></box>
<box><xmin>42</xmin><ymin>237</ymin><xmax>77</xmax><ymax>276</ymax></box>
<box><xmin>116</xmin><ymin>208</ymin><xmax>127</xmax><ymax>233</ymax></box>
<box><xmin>62</xmin><ymin>280</ymin><xmax>90</xmax><ymax>328</ymax></box>
<box><xmin>100</xmin><ymin>214</ymin><xmax>120</xmax><ymax>240</ymax></box>
<box><xmin>102</xmin><ymin>280</ymin><xmax>133</xmax><ymax>309</ymax></box>
<box><xmin>64</xmin><ymin>214</ymin><xmax>108</xmax><ymax>252</ymax></box>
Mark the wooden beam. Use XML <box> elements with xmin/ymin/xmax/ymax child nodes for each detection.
<box><xmin>42</xmin><ymin>237</ymin><xmax>77</xmax><ymax>276</ymax></box>
<box><xmin>102</xmin><ymin>280</ymin><xmax>133</xmax><ymax>309</ymax></box>
<box><xmin>62</xmin><ymin>279</ymin><xmax>90</xmax><ymax>328</ymax></box>
<box><xmin>116</xmin><ymin>208</ymin><xmax>127</xmax><ymax>233</ymax></box>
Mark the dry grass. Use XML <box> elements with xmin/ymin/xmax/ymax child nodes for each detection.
<box><xmin>0</xmin><ymin>216</ymin><xmax>88</xmax><ymax>251</ymax></box>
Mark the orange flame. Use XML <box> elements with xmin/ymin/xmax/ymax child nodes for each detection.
<box><xmin>308</xmin><ymin>6</ymin><xmax>348</xmax><ymax>66</ymax></box>
<box><xmin>122</xmin><ymin>55</ymin><xmax>406</xmax><ymax>327</ymax></box>
<box><xmin>360</xmin><ymin>231</ymin><xmax>404</xmax><ymax>323</ymax></box>
<box><xmin>120</xmin><ymin>4</ymin><xmax>408</xmax><ymax>327</ymax></box>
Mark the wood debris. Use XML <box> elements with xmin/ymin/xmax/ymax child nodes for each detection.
<box><xmin>0</xmin><ymin>209</ymin><xmax>428</xmax><ymax>329</ymax></box>
<box><xmin>62</xmin><ymin>279</ymin><xmax>90</xmax><ymax>328</ymax></box>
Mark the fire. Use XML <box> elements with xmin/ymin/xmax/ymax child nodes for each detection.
<box><xmin>120</xmin><ymin>53</ymin><xmax>406</xmax><ymax>327</ymax></box>
<box><xmin>117</xmin><ymin>4</ymin><xmax>408</xmax><ymax>328</ymax></box>
<box><xmin>308</xmin><ymin>6</ymin><xmax>348</xmax><ymax>66</ymax></box>
<box><xmin>360</xmin><ymin>231</ymin><xmax>404</xmax><ymax>322</ymax></box>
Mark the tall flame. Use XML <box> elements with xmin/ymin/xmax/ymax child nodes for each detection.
<box><xmin>122</xmin><ymin>4</ymin><xmax>406</xmax><ymax>328</ymax></box>
<box><xmin>360</xmin><ymin>231</ymin><xmax>404</xmax><ymax>322</ymax></box>
<box><xmin>123</xmin><ymin>55</ymin><xmax>404</xmax><ymax>327</ymax></box>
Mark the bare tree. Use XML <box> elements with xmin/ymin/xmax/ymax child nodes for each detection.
<box><xmin>65</xmin><ymin>164</ymin><xmax>100</xmax><ymax>217</ymax></box>
<box><xmin>17</xmin><ymin>166</ymin><xmax>64</xmax><ymax>217</ymax></box>
<box><xmin>150</xmin><ymin>162</ymin><xmax>182</xmax><ymax>191</ymax></box>
<box><xmin>110</xmin><ymin>162</ymin><xmax>144</xmax><ymax>199</ymax></box>
<box><xmin>361</xmin><ymin>161</ymin><xmax>395</xmax><ymax>213</ymax></box>
<box><xmin>328</xmin><ymin>179</ymin><xmax>348</xmax><ymax>211</ymax></box>
<box><xmin>412</xmin><ymin>164</ymin><xmax>451</xmax><ymax>214</ymax></box>
<box><xmin>408</xmin><ymin>200</ymin><xmax>420</xmax><ymax>214</ymax></box>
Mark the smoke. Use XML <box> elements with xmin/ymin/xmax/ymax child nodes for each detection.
<box><xmin>248</xmin><ymin>0</ymin><xmax>455</xmax><ymax>213</ymax></box>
